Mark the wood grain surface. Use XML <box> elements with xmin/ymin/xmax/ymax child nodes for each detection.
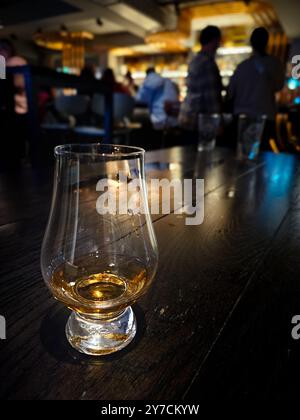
<box><xmin>0</xmin><ymin>146</ymin><xmax>299</xmax><ymax>400</ymax></box>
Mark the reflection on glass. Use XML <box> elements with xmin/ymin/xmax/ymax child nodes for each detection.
<box><xmin>237</xmin><ymin>114</ymin><xmax>266</xmax><ymax>161</ymax></box>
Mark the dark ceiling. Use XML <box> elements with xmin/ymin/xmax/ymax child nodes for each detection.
<box><xmin>0</xmin><ymin>0</ymin><xmax>81</xmax><ymax>26</ymax></box>
<box><xmin>0</xmin><ymin>0</ymin><xmax>299</xmax><ymax>41</ymax></box>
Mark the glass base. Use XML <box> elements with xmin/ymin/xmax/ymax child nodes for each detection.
<box><xmin>197</xmin><ymin>139</ymin><xmax>216</xmax><ymax>152</ymax></box>
<box><xmin>65</xmin><ymin>307</ymin><xmax>136</xmax><ymax>356</ymax></box>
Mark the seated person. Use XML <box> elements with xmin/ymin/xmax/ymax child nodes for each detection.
<box><xmin>101</xmin><ymin>68</ymin><xmax>131</xmax><ymax>95</ymax></box>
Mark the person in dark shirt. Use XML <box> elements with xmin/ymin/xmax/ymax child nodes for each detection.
<box><xmin>179</xmin><ymin>25</ymin><xmax>223</xmax><ymax>131</ymax></box>
<box><xmin>227</xmin><ymin>27</ymin><xmax>285</xmax><ymax>150</ymax></box>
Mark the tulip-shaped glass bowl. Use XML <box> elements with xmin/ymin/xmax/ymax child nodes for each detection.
<box><xmin>41</xmin><ymin>144</ymin><xmax>158</xmax><ymax>355</ymax></box>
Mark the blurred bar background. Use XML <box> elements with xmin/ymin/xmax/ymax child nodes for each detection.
<box><xmin>0</xmin><ymin>0</ymin><xmax>300</xmax><ymax>169</ymax></box>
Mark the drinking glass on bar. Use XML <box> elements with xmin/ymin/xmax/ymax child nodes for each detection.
<box><xmin>41</xmin><ymin>144</ymin><xmax>158</xmax><ymax>356</ymax></box>
<box><xmin>237</xmin><ymin>114</ymin><xmax>267</xmax><ymax>161</ymax></box>
<box><xmin>198</xmin><ymin>113</ymin><xmax>221</xmax><ymax>152</ymax></box>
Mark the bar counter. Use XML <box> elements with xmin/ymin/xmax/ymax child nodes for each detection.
<box><xmin>1</xmin><ymin>146</ymin><xmax>300</xmax><ymax>400</ymax></box>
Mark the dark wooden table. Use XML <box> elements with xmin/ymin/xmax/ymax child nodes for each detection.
<box><xmin>1</xmin><ymin>146</ymin><xmax>300</xmax><ymax>400</ymax></box>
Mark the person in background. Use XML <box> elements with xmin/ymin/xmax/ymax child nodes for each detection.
<box><xmin>124</xmin><ymin>71</ymin><xmax>138</xmax><ymax>96</ymax></box>
<box><xmin>101</xmin><ymin>68</ymin><xmax>130</xmax><ymax>95</ymax></box>
<box><xmin>0</xmin><ymin>39</ymin><xmax>28</xmax><ymax>169</ymax></box>
<box><xmin>78</xmin><ymin>65</ymin><xmax>96</xmax><ymax>96</ymax></box>
<box><xmin>0</xmin><ymin>38</ymin><xmax>28</xmax><ymax>114</ymax></box>
<box><xmin>136</xmin><ymin>67</ymin><xmax>179</xmax><ymax>130</ymax></box>
<box><xmin>80</xmin><ymin>65</ymin><xmax>95</xmax><ymax>81</ymax></box>
<box><xmin>227</xmin><ymin>27</ymin><xmax>285</xmax><ymax>151</ymax></box>
<box><xmin>179</xmin><ymin>26</ymin><xmax>223</xmax><ymax>132</ymax></box>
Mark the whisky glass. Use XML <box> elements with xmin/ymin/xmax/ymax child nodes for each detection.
<box><xmin>237</xmin><ymin>114</ymin><xmax>267</xmax><ymax>161</ymax></box>
<box><xmin>41</xmin><ymin>144</ymin><xmax>158</xmax><ymax>356</ymax></box>
<box><xmin>198</xmin><ymin>113</ymin><xmax>221</xmax><ymax>152</ymax></box>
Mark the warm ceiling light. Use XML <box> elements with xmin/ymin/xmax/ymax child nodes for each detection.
<box><xmin>145</xmin><ymin>31</ymin><xmax>188</xmax><ymax>53</ymax></box>
<box><xmin>34</xmin><ymin>31</ymin><xmax>94</xmax><ymax>72</ymax></box>
<box><xmin>217</xmin><ymin>46</ymin><xmax>252</xmax><ymax>55</ymax></box>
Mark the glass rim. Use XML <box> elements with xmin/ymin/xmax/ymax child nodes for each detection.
<box><xmin>238</xmin><ymin>114</ymin><xmax>267</xmax><ymax>120</ymax></box>
<box><xmin>54</xmin><ymin>143</ymin><xmax>145</xmax><ymax>158</ymax></box>
<box><xmin>198</xmin><ymin>113</ymin><xmax>221</xmax><ymax>118</ymax></box>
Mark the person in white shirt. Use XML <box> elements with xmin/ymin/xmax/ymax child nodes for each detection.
<box><xmin>136</xmin><ymin>67</ymin><xmax>179</xmax><ymax>130</ymax></box>
<box><xmin>227</xmin><ymin>27</ymin><xmax>285</xmax><ymax>150</ymax></box>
